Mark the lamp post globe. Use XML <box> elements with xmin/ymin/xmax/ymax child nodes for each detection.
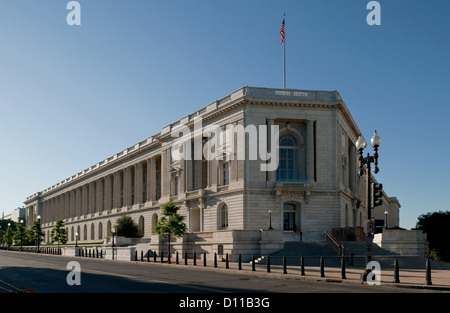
<box><xmin>371</xmin><ymin>130</ymin><xmax>381</xmax><ymax>147</ymax></box>
<box><xmin>356</xmin><ymin>136</ymin><xmax>367</xmax><ymax>151</ymax></box>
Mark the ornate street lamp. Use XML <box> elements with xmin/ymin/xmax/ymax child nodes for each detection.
<box><xmin>7</xmin><ymin>223</ymin><xmax>11</xmax><ymax>250</ymax></box>
<box><xmin>356</xmin><ymin>131</ymin><xmax>381</xmax><ymax>278</ymax></box>
<box><xmin>268</xmin><ymin>210</ymin><xmax>273</xmax><ymax>230</ymax></box>
<box><xmin>111</xmin><ymin>227</ymin><xmax>116</xmax><ymax>260</ymax></box>
<box><xmin>19</xmin><ymin>219</ymin><xmax>24</xmax><ymax>251</ymax></box>
<box><xmin>384</xmin><ymin>211</ymin><xmax>389</xmax><ymax>229</ymax></box>
<box><xmin>36</xmin><ymin>215</ymin><xmax>41</xmax><ymax>253</ymax></box>
<box><xmin>75</xmin><ymin>231</ymin><xmax>79</xmax><ymax>247</ymax></box>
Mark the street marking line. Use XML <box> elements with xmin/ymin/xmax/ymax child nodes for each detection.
<box><xmin>150</xmin><ymin>279</ymin><xmax>231</xmax><ymax>293</ymax></box>
<box><xmin>81</xmin><ymin>268</ymin><xmax>136</xmax><ymax>279</ymax></box>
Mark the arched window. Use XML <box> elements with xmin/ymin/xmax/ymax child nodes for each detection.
<box><xmin>138</xmin><ymin>216</ymin><xmax>145</xmax><ymax>236</ymax></box>
<box><xmin>151</xmin><ymin>213</ymin><xmax>159</xmax><ymax>234</ymax></box>
<box><xmin>220</xmin><ymin>204</ymin><xmax>228</xmax><ymax>229</ymax></box>
<box><xmin>277</xmin><ymin>134</ymin><xmax>299</xmax><ymax>181</ymax></box>
<box><xmin>98</xmin><ymin>222</ymin><xmax>103</xmax><ymax>240</ymax></box>
<box><xmin>91</xmin><ymin>223</ymin><xmax>95</xmax><ymax>240</ymax></box>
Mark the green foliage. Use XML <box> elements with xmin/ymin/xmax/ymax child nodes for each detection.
<box><xmin>50</xmin><ymin>220</ymin><xmax>68</xmax><ymax>247</ymax></box>
<box><xmin>12</xmin><ymin>222</ymin><xmax>27</xmax><ymax>247</ymax></box>
<box><xmin>114</xmin><ymin>214</ymin><xmax>142</xmax><ymax>238</ymax></box>
<box><xmin>30</xmin><ymin>220</ymin><xmax>44</xmax><ymax>245</ymax></box>
<box><xmin>3</xmin><ymin>226</ymin><xmax>14</xmax><ymax>246</ymax></box>
<box><xmin>429</xmin><ymin>249</ymin><xmax>438</xmax><ymax>260</ymax></box>
<box><xmin>416</xmin><ymin>210</ymin><xmax>450</xmax><ymax>260</ymax></box>
<box><xmin>1</xmin><ymin>219</ymin><xmax>35</xmax><ymax>246</ymax></box>
<box><xmin>153</xmin><ymin>199</ymin><xmax>187</xmax><ymax>240</ymax></box>
<box><xmin>0</xmin><ymin>219</ymin><xmax>15</xmax><ymax>231</ymax></box>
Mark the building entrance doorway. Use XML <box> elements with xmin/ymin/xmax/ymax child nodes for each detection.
<box><xmin>283</xmin><ymin>203</ymin><xmax>297</xmax><ymax>231</ymax></box>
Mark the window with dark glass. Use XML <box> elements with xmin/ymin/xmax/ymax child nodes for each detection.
<box><xmin>276</xmin><ymin>134</ymin><xmax>299</xmax><ymax>181</ymax></box>
<box><xmin>283</xmin><ymin>203</ymin><xmax>296</xmax><ymax>231</ymax></box>
<box><xmin>222</xmin><ymin>162</ymin><xmax>229</xmax><ymax>186</ymax></box>
<box><xmin>221</xmin><ymin>204</ymin><xmax>228</xmax><ymax>229</ymax></box>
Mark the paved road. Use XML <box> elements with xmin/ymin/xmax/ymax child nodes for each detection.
<box><xmin>0</xmin><ymin>250</ymin><xmax>443</xmax><ymax>294</ymax></box>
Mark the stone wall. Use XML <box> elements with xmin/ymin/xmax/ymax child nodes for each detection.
<box><xmin>373</xmin><ymin>229</ymin><xmax>428</xmax><ymax>256</ymax></box>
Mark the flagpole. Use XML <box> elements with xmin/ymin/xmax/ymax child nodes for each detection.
<box><xmin>283</xmin><ymin>13</ymin><xmax>286</xmax><ymax>89</ymax></box>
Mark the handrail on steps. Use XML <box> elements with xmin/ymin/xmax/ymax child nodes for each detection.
<box><xmin>324</xmin><ymin>231</ymin><xmax>354</xmax><ymax>266</ymax></box>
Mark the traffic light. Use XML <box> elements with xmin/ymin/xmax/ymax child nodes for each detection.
<box><xmin>371</xmin><ymin>182</ymin><xmax>383</xmax><ymax>208</ymax></box>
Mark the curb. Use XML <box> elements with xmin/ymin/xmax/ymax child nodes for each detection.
<box><xmin>5</xmin><ymin>249</ymin><xmax>450</xmax><ymax>291</ymax></box>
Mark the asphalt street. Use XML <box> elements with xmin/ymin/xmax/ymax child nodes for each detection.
<box><xmin>0</xmin><ymin>249</ymin><xmax>447</xmax><ymax>311</ymax></box>
<box><xmin>1</xmin><ymin>249</ymin><xmax>446</xmax><ymax>292</ymax></box>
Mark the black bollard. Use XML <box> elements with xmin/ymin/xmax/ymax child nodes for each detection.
<box><xmin>226</xmin><ymin>253</ymin><xmax>229</xmax><ymax>269</ymax></box>
<box><xmin>267</xmin><ymin>255</ymin><xmax>271</xmax><ymax>273</ymax></box>
<box><xmin>393</xmin><ymin>258</ymin><xmax>400</xmax><ymax>283</ymax></box>
<box><xmin>252</xmin><ymin>254</ymin><xmax>256</xmax><ymax>271</ymax></box>
<box><xmin>214</xmin><ymin>252</ymin><xmax>217</xmax><ymax>268</ymax></box>
<box><xmin>320</xmin><ymin>256</ymin><xmax>325</xmax><ymax>277</ymax></box>
<box><xmin>203</xmin><ymin>252</ymin><xmax>207</xmax><ymax>267</ymax></box>
<box><xmin>154</xmin><ymin>251</ymin><xmax>157</xmax><ymax>263</ymax></box>
<box><xmin>134</xmin><ymin>250</ymin><xmax>137</xmax><ymax>261</ymax></box>
<box><xmin>238</xmin><ymin>254</ymin><xmax>242</xmax><ymax>270</ymax></box>
<box><xmin>147</xmin><ymin>249</ymin><xmax>150</xmax><ymax>262</ymax></box>
<box><xmin>160</xmin><ymin>251</ymin><xmax>164</xmax><ymax>263</ymax></box>
<box><xmin>300</xmin><ymin>256</ymin><xmax>305</xmax><ymax>276</ymax></box>
<box><xmin>141</xmin><ymin>250</ymin><xmax>144</xmax><ymax>262</ymax></box>
<box><xmin>185</xmin><ymin>252</ymin><xmax>188</xmax><ymax>265</ymax></box>
<box><xmin>168</xmin><ymin>251</ymin><xmax>171</xmax><ymax>264</ymax></box>
<box><xmin>193</xmin><ymin>252</ymin><xmax>197</xmax><ymax>266</ymax></box>
<box><xmin>176</xmin><ymin>251</ymin><xmax>179</xmax><ymax>264</ymax></box>
<box><xmin>425</xmin><ymin>258</ymin><xmax>432</xmax><ymax>285</ymax></box>
<box><xmin>283</xmin><ymin>255</ymin><xmax>287</xmax><ymax>274</ymax></box>
<box><xmin>341</xmin><ymin>254</ymin><xmax>346</xmax><ymax>279</ymax></box>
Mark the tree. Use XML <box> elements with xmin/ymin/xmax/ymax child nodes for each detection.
<box><xmin>114</xmin><ymin>214</ymin><xmax>143</xmax><ymax>238</ymax></box>
<box><xmin>50</xmin><ymin>220</ymin><xmax>68</xmax><ymax>248</ymax></box>
<box><xmin>415</xmin><ymin>210</ymin><xmax>450</xmax><ymax>260</ymax></box>
<box><xmin>0</xmin><ymin>219</ymin><xmax>14</xmax><ymax>245</ymax></box>
<box><xmin>13</xmin><ymin>221</ymin><xmax>27</xmax><ymax>249</ymax></box>
<box><xmin>4</xmin><ymin>225</ymin><xmax>14</xmax><ymax>249</ymax></box>
<box><xmin>30</xmin><ymin>220</ymin><xmax>44</xmax><ymax>252</ymax></box>
<box><xmin>153</xmin><ymin>199</ymin><xmax>187</xmax><ymax>255</ymax></box>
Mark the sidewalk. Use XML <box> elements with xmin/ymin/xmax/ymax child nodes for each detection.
<box><xmin>161</xmin><ymin>258</ymin><xmax>450</xmax><ymax>291</ymax></box>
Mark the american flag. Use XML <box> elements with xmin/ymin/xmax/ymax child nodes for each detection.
<box><xmin>280</xmin><ymin>14</ymin><xmax>285</xmax><ymax>44</ymax></box>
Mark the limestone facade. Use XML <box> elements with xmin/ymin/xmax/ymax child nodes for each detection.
<box><xmin>23</xmin><ymin>87</ymin><xmax>400</xmax><ymax>256</ymax></box>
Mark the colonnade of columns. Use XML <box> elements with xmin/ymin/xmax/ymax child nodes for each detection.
<box><xmin>39</xmin><ymin>156</ymin><xmax>162</xmax><ymax>225</ymax></box>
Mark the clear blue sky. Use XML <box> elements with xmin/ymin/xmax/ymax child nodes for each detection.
<box><xmin>1</xmin><ymin>0</ymin><xmax>449</xmax><ymax>229</ymax></box>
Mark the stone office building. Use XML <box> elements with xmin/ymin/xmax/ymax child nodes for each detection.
<box><xmin>23</xmin><ymin>86</ymin><xmax>400</xmax><ymax>257</ymax></box>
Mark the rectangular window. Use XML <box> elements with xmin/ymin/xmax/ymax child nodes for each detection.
<box><xmin>222</xmin><ymin>162</ymin><xmax>229</xmax><ymax>186</ymax></box>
